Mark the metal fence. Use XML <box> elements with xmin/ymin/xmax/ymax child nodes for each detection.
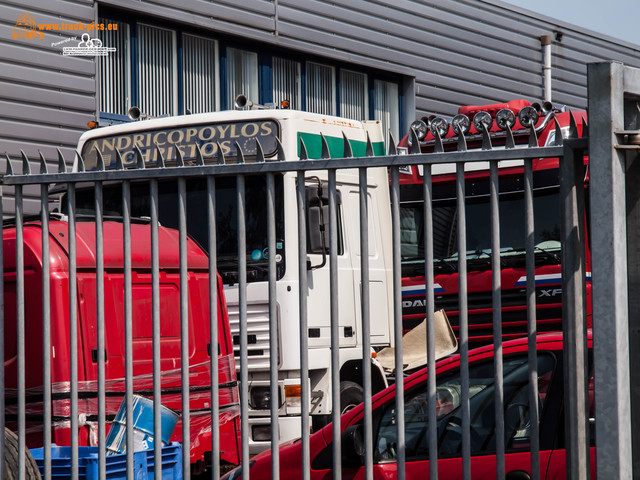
<box><xmin>1</xmin><ymin>60</ymin><xmax>638</xmax><ymax>480</ymax></box>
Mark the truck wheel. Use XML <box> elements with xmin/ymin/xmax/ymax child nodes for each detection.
<box><xmin>340</xmin><ymin>381</ymin><xmax>364</xmax><ymax>415</ymax></box>
<box><xmin>4</xmin><ymin>428</ymin><xmax>41</xmax><ymax>480</ymax></box>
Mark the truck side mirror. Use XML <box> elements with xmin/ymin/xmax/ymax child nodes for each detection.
<box><xmin>305</xmin><ymin>183</ymin><xmax>341</xmax><ymax>270</ymax></box>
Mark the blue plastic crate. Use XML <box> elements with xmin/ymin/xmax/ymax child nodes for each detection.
<box><xmin>30</xmin><ymin>443</ymin><xmax>182</xmax><ymax>480</ymax></box>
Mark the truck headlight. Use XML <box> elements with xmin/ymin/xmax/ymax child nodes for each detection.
<box><xmin>472</xmin><ymin>111</ymin><xmax>492</xmax><ymax>133</ymax></box>
<box><xmin>429</xmin><ymin>116</ymin><xmax>450</xmax><ymax>138</ymax></box>
<box><xmin>249</xmin><ymin>386</ymin><xmax>282</xmax><ymax>410</ymax></box>
<box><xmin>518</xmin><ymin>106</ymin><xmax>539</xmax><ymax>128</ymax></box>
<box><xmin>451</xmin><ymin>114</ymin><xmax>471</xmax><ymax>135</ymax></box>
<box><xmin>409</xmin><ymin>120</ymin><xmax>428</xmax><ymax>141</ymax></box>
<box><xmin>495</xmin><ymin>108</ymin><xmax>516</xmax><ymax>130</ymax></box>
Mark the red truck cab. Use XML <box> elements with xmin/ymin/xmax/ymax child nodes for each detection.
<box><xmin>3</xmin><ymin>219</ymin><xmax>241</xmax><ymax>469</ymax></box>
<box><xmin>396</xmin><ymin>100</ymin><xmax>591</xmax><ymax>346</ymax></box>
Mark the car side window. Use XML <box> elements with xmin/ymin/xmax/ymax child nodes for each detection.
<box><xmin>373</xmin><ymin>353</ymin><xmax>556</xmax><ymax>462</ymax></box>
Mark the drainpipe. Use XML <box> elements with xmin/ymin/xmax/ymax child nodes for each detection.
<box><xmin>540</xmin><ymin>35</ymin><xmax>552</xmax><ymax>102</ymax></box>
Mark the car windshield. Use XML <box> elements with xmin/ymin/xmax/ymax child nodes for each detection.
<box><xmin>64</xmin><ymin>175</ymin><xmax>285</xmax><ymax>284</ymax></box>
<box><xmin>374</xmin><ymin>352</ymin><xmax>556</xmax><ymax>462</ymax></box>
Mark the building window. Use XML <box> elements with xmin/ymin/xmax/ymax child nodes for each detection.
<box><xmin>97</xmin><ymin>13</ymin><xmax>403</xmax><ymax>135</ymax></box>
<box><xmin>375</xmin><ymin>79</ymin><xmax>400</xmax><ymax>142</ymax></box>
<box><xmin>98</xmin><ymin>18</ymin><xmax>130</xmax><ymax>117</ymax></box>
<box><xmin>306</xmin><ymin>62</ymin><xmax>336</xmax><ymax>115</ymax></box>
<box><xmin>340</xmin><ymin>69</ymin><xmax>368</xmax><ymax>121</ymax></box>
<box><xmin>273</xmin><ymin>57</ymin><xmax>301</xmax><ymax>110</ymax></box>
<box><xmin>137</xmin><ymin>24</ymin><xmax>177</xmax><ymax>117</ymax></box>
<box><xmin>226</xmin><ymin>48</ymin><xmax>258</xmax><ymax>109</ymax></box>
<box><xmin>183</xmin><ymin>34</ymin><xmax>219</xmax><ymax>114</ymax></box>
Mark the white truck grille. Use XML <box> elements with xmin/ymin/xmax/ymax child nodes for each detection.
<box><xmin>227</xmin><ymin>302</ymin><xmax>274</xmax><ymax>370</ymax></box>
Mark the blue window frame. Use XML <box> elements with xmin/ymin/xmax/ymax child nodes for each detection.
<box><xmin>98</xmin><ymin>10</ymin><xmax>404</xmax><ymax>137</ymax></box>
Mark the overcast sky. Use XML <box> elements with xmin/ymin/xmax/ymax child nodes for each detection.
<box><xmin>500</xmin><ymin>0</ymin><xmax>639</xmax><ymax>46</ymax></box>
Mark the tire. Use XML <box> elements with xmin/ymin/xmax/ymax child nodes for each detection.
<box><xmin>340</xmin><ymin>381</ymin><xmax>364</xmax><ymax>415</ymax></box>
<box><xmin>4</xmin><ymin>428</ymin><xmax>41</xmax><ymax>480</ymax></box>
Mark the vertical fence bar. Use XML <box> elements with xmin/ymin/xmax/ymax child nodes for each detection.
<box><xmin>15</xmin><ymin>184</ymin><xmax>25</xmax><ymax>480</ymax></box>
<box><xmin>207</xmin><ymin>176</ymin><xmax>220</xmax><ymax>480</ymax></box>
<box><xmin>328</xmin><ymin>168</ymin><xmax>342</xmax><ymax>480</ymax></box>
<box><xmin>358</xmin><ymin>166</ymin><xmax>373</xmax><ymax>480</ymax></box>
<box><xmin>150</xmin><ymin>178</ymin><xmax>162</xmax><ymax>480</ymax></box>
<box><xmin>67</xmin><ymin>183</ymin><xmax>79</xmax><ymax>480</ymax></box>
<box><xmin>560</xmin><ymin>138</ymin><xmax>589</xmax><ymax>479</ymax></box>
<box><xmin>94</xmin><ymin>181</ymin><xmax>106</xmax><ymax>480</ymax></box>
<box><xmin>296</xmin><ymin>170</ymin><xmax>311</xmax><ymax>480</ymax></box>
<box><xmin>389</xmin><ymin>166</ymin><xmax>405</xmax><ymax>478</ymax></box>
<box><xmin>456</xmin><ymin>163</ymin><xmax>471</xmax><ymax>480</ymax></box>
<box><xmin>237</xmin><ymin>174</ymin><xmax>250</xmax><ymax>478</ymax></box>
<box><xmin>0</xmin><ymin>171</ymin><xmax>4</xmax><ymax>480</ymax></box>
<box><xmin>122</xmin><ymin>180</ymin><xmax>134</xmax><ymax>480</ymax></box>
<box><xmin>40</xmin><ymin>179</ymin><xmax>52</xmax><ymax>480</ymax></box>
<box><xmin>178</xmin><ymin>176</ymin><xmax>191</xmax><ymax>480</ymax></box>
<box><xmin>423</xmin><ymin>163</ymin><xmax>438</xmax><ymax>479</ymax></box>
<box><xmin>489</xmin><ymin>160</ymin><xmax>505</xmax><ymax>478</ymax></box>
<box><xmin>524</xmin><ymin>157</ymin><xmax>541</xmax><ymax>480</ymax></box>
<box><xmin>267</xmin><ymin>171</ymin><xmax>280</xmax><ymax>480</ymax></box>
<box><xmin>588</xmin><ymin>61</ymin><xmax>633</xmax><ymax>480</ymax></box>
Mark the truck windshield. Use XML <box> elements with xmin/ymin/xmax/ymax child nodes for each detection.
<box><xmin>65</xmin><ymin>175</ymin><xmax>285</xmax><ymax>284</ymax></box>
<box><xmin>400</xmin><ymin>178</ymin><xmax>561</xmax><ymax>275</ymax></box>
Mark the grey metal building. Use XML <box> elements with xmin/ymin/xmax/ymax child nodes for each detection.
<box><xmin>3</xmin><ymin>0</ymin><xmax>640</xmax><ymax>212</ymax></box>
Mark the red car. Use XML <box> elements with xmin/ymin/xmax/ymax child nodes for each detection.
<box><xmin>223</xmin><ymin>333</ymin><xmax>594</xmax><ymax>479</ymax></box>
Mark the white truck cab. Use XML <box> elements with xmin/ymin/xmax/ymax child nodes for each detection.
<box><xmin>74</xmin><ymin>109</ymin><xmax>395</xmax><ymax>454</ymax></box>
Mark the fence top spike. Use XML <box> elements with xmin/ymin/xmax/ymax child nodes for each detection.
<box><xmin>320</xmin><ymin>133</ymin><xmax>330</xmax><ymax>159</ymax></box>
<box><xmin>134</xmin><ymin>146</ymin><xmax>146</xmax><ymax>169</ymax></box>
<box><xmin>95</xmin><ymin>148</ymin><xmax>105</xmax><ymax>171</ymax></box>
<box><xmin>216</xmin><ymin>142</ymin><xmax>226</xmax><ymax>165</ymax></box>
<box><xmin>409</xmin><ymin>128</ymin><xmax>421</xmax><ymax>154</ymax></box>
<box><xmin>5</xmin><ymin>153</ymin><xmax>13</xmax><ymax>176</ymax></box>
<box><xmin>434</xmin><ymin>130</ymin><xmax>444</xmax><ymax>153</ymax></box>
<box><xmin>114</xmin><ymin>149</ymin><xmax>124</xmax><ymax>170</ymax></box>
<box><xmin>481</xmin><ymin>124</ymin><xmax>493</xmax><ymax>150</ymax></box>
<box><xmin>553</xmin><ymin>118</ymin><xmax>563</xmax><ymax>146</ymax></box>
<box><xmin>505</xmin><ymin>125</ymin><xmax>515</xmax><ymax>149</ymax></box>
<box><xmin>155</xmin><ymin>145</ymin><xmax>166</xmax><ymax>168</ymax></box>
<box><xmin>195</xmin><ymin>144</ymin><xmax>205</xmax><ymax>166</ymax></box>
<box><xmin>387</xmin><ymin>130</ymin><xmax>398</xmax><ymax>156</ymax></box>
<box><xmin>365</xmin><ymin>132</ymin><xmax>374</xmax><ymax>157</ymax></box>
<box><xmin>342</xmin><ymin>132</ymin><xmax>353</xmax><ymax>158</ymax></box>
<box><xmin>582</xmin><ymin>117</ymin><xmax>589</xmax><ymax>138</ymax></box>
<box><xmin>299</xmin><ymin>136</ymin><xmax>309</xmax><ymax>160</ymax></box>
<box><xmin>275</xmin><ymin>136</ymin><xmax>286</xmax><ymax>161</ymax></box>
<box><xmin>38</xmin><ymin>150</ymin><xmax>48</xmax><ymax>174</ymax></box>
<box><xmin>20</xmin><ymin>150</ymin><xmax>31</xmax><ymax>175</ymax></box>
<box><xmin>528</xmin><ymin>125</ymin><xmax>538</xmax><ymax>147</ymax></box>
<box><xmin>569</xmin><ymin>111</ymin><xmax>578</xmax><ymax>138</ymax></box>
<box><xmin>75</xmin><ymin>150</ymin><xmax>85</xmax><ymax>172</ymax></box>
<box><xmin>56</xmin><ymin>148</ymin><xmax>66</xmax><ymax>174</ymax></box>
<box><xmin>175</xmin><ymin>145</ymin><xmax>184</xmax><ymax>167</ymax></box>
<box><xmin>457</xmin><ymin>132</ymin><xmax>467</xmax><ymax>152</ymax></box>
<box><xmin>235</xmin><ymin>141</ymin><xmax>245</xmax><ymax>164</ymax></box>
<box><xmin>256</xmin><ymin>139</ymin><xmax>265</xmax><ymax>163</ymax></box>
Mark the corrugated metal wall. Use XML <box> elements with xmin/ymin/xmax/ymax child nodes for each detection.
<box><xmin>3</xmin><ymin>0</ymin><xmax>640</xmax><ymax>211</ymax></box>
<box><xmin>1</xmin><ymin>0</ymin><xmax>97</xmax><ymax>213</ymax></box>
<box><xmin>98</xmin><ymin>0</ymin><xmax>640</xmax><ymax>115</ymax></box>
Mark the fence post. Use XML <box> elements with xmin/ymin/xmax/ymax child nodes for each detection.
<box><xmin>587</xmin><ymin>61</ymin><xmax>632</xmax><ymax>479</ymax></box>
<box><xmin>560</xmin><ymin>135</ymin><xmax>589</xmax><ymax>479</ymax></box>
<box><xmin>620</xmin><ymin>64</ymin><xmax>640</xmax><ymax>477</ymax></box>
